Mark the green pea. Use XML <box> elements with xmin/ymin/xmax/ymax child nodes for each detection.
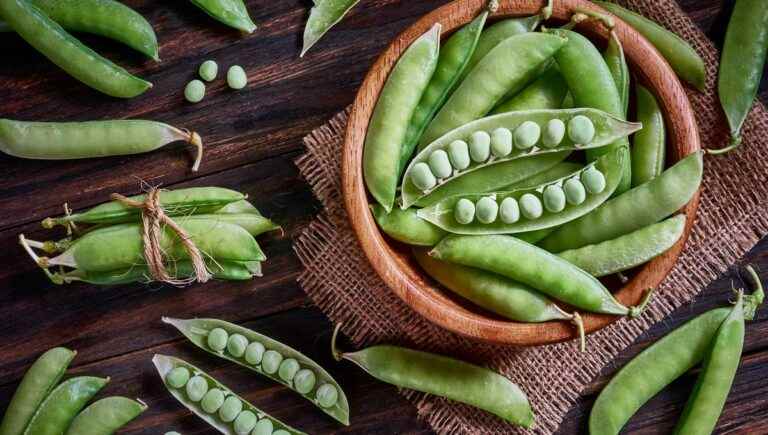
<box><xmin>490</xmin><ymin>128</ymin><xmax>513</xmax><ymax>157</ymax></box>
<box><xmin>447</xmin><ymin>140</ymin><xmax>470</xmax><ymax>170</ymax></box>
<box><xmin>234</xmin><ymin>410</ymin><xmax>258</xmax><ymax>435</ymax></box>
<box><xmin>244</xmin><ymin>342</ymin><xmax>266</xmax><ymax>365</ymax></box>
<box><xmin>475</xmin><ymin>197</ymin><xmax>499</xmax><ymax>224</ymax></box>
<box><xmin>251</xmin><ymin>419</ymin><xmax>274</xmax><ymax>435</ymax></box>
<box><xmin>468</xmin><ymin>131</ymin><xmax>491</xmax><ymax>162</ymax></box>
<box><xmin>499</xmin><ymin>198</ymin><xmax>520</xmax><ymax>224</ymax></box>
<box><xmin>185</xmin><ymin>375</ymin><xmax>208</xmax><ymax>402</ymax></box>
<box><xmin>428</xmin><ymin>149</ymin><xmax>453</xmax><ymax>179</ymax></box>
<box><xmin>218</xmin><ymin>396</ymin><xmax>243</xmax><ymax>423</ymax></box>
<box><xmin>513</xmin><ymin>121</ymin><xmax>541</xmax><ymax>149</ymax></box>
<box><xmin>207</xmin><ymin>328</ymin><xmax>229</xmax><ymax>352</ymax></box>
<box><xmin>564</xmin><ymin>178</ymin><xmax>586</xmax><ymax>205</ymax></box>
<box><xmin>294</xmin><ymin>369</ymin><xmax>317</xmax><ymax>394</ymax></box>
<box><xmin>199</xmin><ymin>60</ymin><xmax>218</xmax><ymax>82</ymax></box>
<box><xmin>226</xmin><ymin>334</ymin><xmax>249</xmax><ymax>358</ymax></box>
<box><xmin>454</xmin><ymin>198</ymin><xmax>475</xmax><ymax>224</ymax></box>
<box><xmin>166</xmin><ymin>367</ymin><xmax>190</xmax><ymax>389</ymax></box>
<box><xmin>261</xmin><ymin>350</ymin><xmax>283</xmax><ymax>374</ymax></box>
<box><xmin>278</xmin><ymin>358</ymin><xmax>301</xmax><ymax>383</ymax></box>
<box><xmin>582</xmin><ymin>168</ymin><xmax>607</xmax><ymax>194</ymax></box>
<box><xmin>410</xmin><ymin>162</ymin><xmax>437</xmax><ymax>191</ymax></box>
<box><xmin>567</xmin><ymin>115</ymin><xmax>596</xmax><ymax>144</ymax></box>
<box><xmin>519</xmin><ymin>193</ymin><xmax>543</xmax><ymax>219</ymax></box>
<box><xmin>543</xmin><ymin>185</ymin><xmax>566</xmax><ymax>213</ymax></box>
<box><xmin>315</xmin><ymin>384</ymin><xmax>339</xmax><ymax>408</ymax></box>
<box><xmin>184</xmin><ymin>79</ymin><xmax>205</xmax><ymax>103</ymax></box>
<box><xmin>227</xmin><ymin>65</ymin><xmax>248</xmax><ymax>90</ymax></box>
<box><xmin>542</xmin><ymin>119</ymin><xmax>566</xmax><ymax>147</ymax></box>
<box><xmin>201</xmin><ymin>388</ymin><xmax>225</xmax><ymax>413</ymax></box>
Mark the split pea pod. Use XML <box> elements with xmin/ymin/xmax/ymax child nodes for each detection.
<box><xmin>540</xmin><ymin>150</ymin><xmax>703</xmax><ymax>252</ymax></box>
<box><xmin>631</xmin><ymin>85</ymin><xmax>666</xmax><ymax>186</ymax></box>
<box><xmin>301</xmin><ymin>0</ymin><xmax>360</xmax><ymax>56</ymax></box>
<box><xmin>371</xmin><ymin>205</ymin><xmax>445</xmax><ymax>246</ymax></box>
<box><xmin>331</xmin><ymin>325</ymin><xmax>534</xmax><ymax>427</ymax></box>
<box><xmin>0</xmin><ymin>0</ymin><xmax>159</xmax><ymax>60</ymax></box>
<box><xmin>23</xmin><ymin>376</ymin><xmax>109</xmax><ymax>435</ymax></box>
<box><xmin>65</xmin><ymin>397</ymin><xmax>147</xmax><ymax>435</ymax></box>
<box><xmin>0</xmin><ymin>0</ymin><xmax>151</xmax><ymax>98</ymax></box>
<box><xmin>0</xmin><ymin>119</ymin><xmax>203</xmax><ymax>171</ymax></box>
<box><xmin>491</xmin><ymin>65</ymin><xmax>569</xmax><ymax>115</ymax></box>
<box><xmin>190</xmin><ymin>0</ymin><xmax>256</xmax><ymax>33</ymax></box>
<box><xmin>163</xmin><ymin>317</ymin><xmax>350</xmax><ymax>425</ymax></box>
<box><xmin>363</xmin><ymin>24</ymin><xmax>440</xmax><ymax>212</ymax></box>
<box><xmin>0</xmin><ymin>347</ymin><xmax>76</xmax><ymax>435</ymax></box>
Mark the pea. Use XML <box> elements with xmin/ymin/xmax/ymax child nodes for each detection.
<box><xmin>227</xmin><ymin>65</ymin><xmax>248</xmax><ymax>90</ymax></box>
<box><xmin>410</xmin><ymin>162</ymin><xmax>437</xmax><ymax>191</ymax></box>
<box><xmin>315</xmin><ymin>384</ymin><xmax>339</xmax><ymax>408</ymax></box>
<box><xmin>201</xmin><ymin>388</ymin><xmax>225</xmax><ymax>413</ymax></box>
<box><xmin>166</xmin><ymin>367</ymin><xmax>190</xmax><ymax>389</ymax></box>
<box><xmin>251</xmin><ymin>419</ymin><xmax>274</xmax><ymax>435</ymax></box>
<box><xmin>468</xmin><ymin>131</ymin><xmax>491</xmax><ymax>162</ymax></box>
<box><xmin>564</xmin><ymin>178</ymin><xmax>586</xmax><ymax>205</ymax></box>
<box><xmin>207</xmin><ymin>328</ymin><xmax>229</xmax><ymax>352</ymax></box>
<box><xmin>568</xmin><ymin>115</ymin><xmax>596</xmax><ymax>144</ymax></box>
<box><xmin>218</xmin><ymin>396</ymin><xmax>243</xmax><ymax>423</ymax></box>
<box><xmin>278</xmin><ymin>358</ymin><xmax>301</xmax><ymax>383</ymax></box>
<box><xmin>199</xmin><ymin>60</ymin><xmax>218</xmax><ymax>82</ymax></box>
<box><xmin>184</xmin><ymin>79</ymin><xmax>205</xmax><ymax>103</ymax></box>
<box><xmin>227</xmin><ymin>334</ymin><xmax>249</xmax><ymax>358</ymax></box>
<box><xmin>499</xmin><ymin>197</ymin><xmax>520</xmax><ymax>224</ymax></box>
<box><xmin>234</xmin><ymin>410</ymin><xmax>258</xmax><ymax>434</ymax></box>
<box><xmin>294</xmin><ymin>369</ymin><xmax>317</xmax><ymax>394</ymax></box>
<box><xmin>475</xmin><ymin>197</ymin><xmax>499</xmax><ymax>224</ymax></box>
<box><xmin>261</xmin><ymin>350</ymin><xmax>283</xmax><ymax>374</ymax></box>
<box><xmin>519</xmin><ymin>193</ymin><xmax>543</xmax><ymax>219</ymax></box>
<box><xmin>447</xmin><ymin>140</ymin><xmax>470</xmax><ymax>170</ymax></box>
<box><xmin>428</xmin><ymin>149</ymin><xmax>453</xmax><ymax>179</ymax></box>
<box><xmin>490</xmin><ymin>128</ymin><xmax>513</xmax><ymax>157</ymax></box>
<box><xmin>513</xmin><ymin>121</ymin><xmax>541</xmax><ymax>149</ymax></box>
<box><xmin>542</xmin><ymin>119</ymin><xmax>566</xmax><ymax>147</ymax></box>
<box><xmin>543</xmin><ymin>185</ymin><xmax>566</xmax><ymax>213</ymax></box>
<box><xmin>582</xmin><ymin>168</ymin><xmax>607</xmax><ymax>194</ymax></box>
<box><xmin>185</xmin><ymin>375</ymin><xmax>208</xmax><ymax>402</ymax></box>
<box><xmin>244</xmin><ymin>342</ymin><xmax>266</xmax><ymax>365</ymax></box>
<box><xmin>454</xmin><ymin>198</ymin><xmax>476</xmax><ymax>224</ymax></box>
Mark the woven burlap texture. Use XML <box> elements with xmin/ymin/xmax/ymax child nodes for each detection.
<box><xmin>293</xmin><ymin>1</ymin><xmax>768</xmax><ymax>433</ymax></box>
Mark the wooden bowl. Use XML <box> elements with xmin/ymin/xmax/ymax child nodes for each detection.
<box><xmin>341</xmin><ymin>0</ymin><xmax>700</xmax><ymax>345</ymax></box>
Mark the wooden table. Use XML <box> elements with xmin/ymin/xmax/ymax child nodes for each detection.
<box><xmin>0</xmin><ymin>1</ymin><xmax>765</xmax><ymax>433</ymax></box>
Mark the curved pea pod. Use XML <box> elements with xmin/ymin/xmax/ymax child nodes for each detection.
<box><xmin>631</xmin><ymin>85</ymin><xmax>666</xmax><ymax>186</ymax></box>
<box><xmin>214</xmin><ymin>199</ymin><xmax>262</xmax><ymax>215</ymax></box>
<box><xmin>153</xmin><ymin>355</ymin><xmax>307</xmax><ymax>434</ymax></box>
<box><xmin>420</xmin><ymin>33</ymin><xmax>568</xmax><ymax>146</ymax></box>
<box><xmin>402</xmin><ymin>108</ymin><xmax>641</xmax><ymax>209</ymax></box>
<box><xmin>371</xmin><ymin>204</ymin><xmax>445</xmax><ymax>246</ymax></box>
<box><xmin>179</xmin><ymin>213</ymin><xmax>281</xmax><ymax>237</ymax></box>
<box><xmin>417</xmin><ymin>147</ymin><xmax>624</xmax><ymax>235</ymax></box>
<box><xmin>603</xmin><ymin>32</ymin><xmax>630</xmax><ymax>117</ymax></box>
<box><xmin>23</xmin><ymin>376</ymin><xmax>109</xmax><ymax>435</ymax></box>
<box><xmin>65</xmin><ymin>397</ymin><xmax>147</xmax><ymax>435</ymax></box>
<box><xmin>491</xmin><ymin>65</ymin><xmax>569</xmax><ymax>114</ymax></box>
<box><xmin>540</xmin><ymin>150</ymin><xmax>703</xmax><ymax>252</ymax></box>
<box><xmin>162</xmin><ymin>317</ymin><xmax>350</xmax><ymax>426</ymax></box>
<box><xmin>0</xmin><ymin>347</ymin><xmax>76</xmax><ymax>435</ymax></box>
<box><xmin>301</xmin><ymin>0</ymin><xmax>360</xmax><ymax>56</ymax></box>
<box><xmin>58</xmin><ymin>260</ymin><xmax>259</xmax><ymax>285</ymax></box>
<box><xmin>190</xmin><ymin>0</ymin><xmax>256</xmax><ymax>33</ymax></box>
<box><xmin>363</xmin><ymin>24</ymin><xmax>441</xmax><ymax>212</ymax></box>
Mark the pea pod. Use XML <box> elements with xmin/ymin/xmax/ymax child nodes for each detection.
<box><xmin>491</xmin><ymin>65</ymin><xmax>569</xmax><ymax>115</ymax></box>
<box><xmin>214</xmin><ymin>199</ymin><xmax>262</xmax><ymax>215</ymax></box>
<box><xmin>0</xmin><ymin>0</ymin><xmax>151</xmax><ymax>98</ymax></box>
<box><xmin>153</xmin><ymin>354</ymin><xmax>306</xmax><ymax>434</ymax></box>
<box><xmin>0</xmin><ymin>348</ymin><xmax>76</xmax><ymax>435</ymax></box>
<box><xmin>65</xmin><ymin>397</ymin><xmax>147</xmax><ymax>435</ymax></box>
<box><xmin>371</xmin><ymin>205</ymin><xmax>445</xmax><ymax>246</ymax></box>
<box><xmin>58</xmin><ymin>260</ymin><xmax>260</xmax><ymax>285</ymax></box>
<box><xmin>603</xmin><ymin>32</ymin><xmax>630</xmax><ymax>117</ymax></box>
<box><xmin>23</xmin><ymin>376</ymin><xmax>109</xmax><ymax>435</ymax></box>
<box><xmin>301</xmin><ymin>0</ymin><xmax>360</xmax><ymax>56</ymax></box>
<box><xmin>180</xmin><ymin>213</ymin><xmax>280</xmax><ymax>237</ymax></box>
<box><xmin>163</xmin><ymin>317</ymin><xmax>349</xmax><ymax>425</ymax></box>
<box><xmin>631</xmin><ymin>85</ymin><xmax>666</xmax><ymax>186</ymax></box>
<box><xmin>540</xmin><ymin>151</ymin><xmax>703</xmax><ymax>252</ymax></box>
<box><xmin>190</xmin><ymin>0</ymin><xmax>256</xmax><ymax>33</ymax></box>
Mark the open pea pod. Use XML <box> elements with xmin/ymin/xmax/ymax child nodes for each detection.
<box><xmin>417</xmin><ymin>147</ymin><xmax>624</xmax><ymax>235</ymax></box>
<box><xmin>400</xmin><ymin>108</ymin><xmax>641</xmax><ymax>209</ymax></box>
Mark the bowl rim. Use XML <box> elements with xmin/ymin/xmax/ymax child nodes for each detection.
<box><xmin>341</xmin><ymin>0</ymin><xmax>701</xmax><ymax>346</ymax></box>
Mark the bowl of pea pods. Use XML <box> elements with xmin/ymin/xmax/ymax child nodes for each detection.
<box><xmin>341</xmin><ymin>0</ymin><xmax>703</xmax><ymax>346</ymax></box>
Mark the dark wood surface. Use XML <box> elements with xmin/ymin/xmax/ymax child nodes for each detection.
<box><xmin>0</xmin><ymin>1</ymin><xmax>764</xmax><ymax>434</ymax></box>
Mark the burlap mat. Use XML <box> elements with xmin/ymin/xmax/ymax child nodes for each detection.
<box><xmin>293</xmin><ymin>1</ymin><xmax>768</xmax><ymax>433</ymax></box>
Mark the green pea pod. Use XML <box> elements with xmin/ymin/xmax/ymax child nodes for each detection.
<box><xmin>371</xmin><ymin>205</ymin><xmax>446</xmax><ymax>246</ymax></box>
<box><xmin>214</xmin><ymin>199</ymin><xmax>262</xmax><ymax>215</ymax></box>
<box><xmin>0</xmin><ymin>348</ymin><xmax>76</xmax><ymax>435</ymax></box>
<box><xmin>631</xmin><ymin>85</ymin><xmax>666</xmax><ymax>186</ymax></box>
<box><xmin>558</xmin><ymin>214</ymin><xmax>685</xmax><ymax>277</ymax></box>
<box><xmin>332</xmin><ymin>327</ymin><xmax>535</xmax><ymax>427</ymax></box>
<box><xmin>301</xmin><ymin>0</ymin><xmax>360</xmax><ymax>56</ymax></box>
<box><xmin>593</xmin><ymin>1</ymin><xmax>705</xmax><ymax>91</ymax></box>
<box><xmin>23</xmin><ymin>376</ymin><xmax>109</xmax><ymax>435</ymax></box>
<box><xmin>491</xmin><ymin>64</ymin><xmax>569</xmax><ymax>115</ymax></box>
<box><xmin>502</xmin><ymin>162</ymin><xmax>583</xmax><ymax>191</ymax></box>
<box><xmin>58</xmin><ymin>259</ymin><xmax>259</xmax><ymax>285</ymax></box>
<box><xmin>399</xmin><ymin>12</ymin><xmax>488</xmax><ymax>175</ymax></box>
<box><xmin>153</xmin><ymin>354</ymin><xmax>307</xmax><ymax>434</ymax></box>
<box><xmin>363</xmin><ymin>24</ymin><xmax>441</xmax><ymax>212</ymax></box>
<box><xmin>181</xmin><ymin>213</ymin><xmax>281</xmax><ymax>237</ymax></box>
<box><xmin>0</xmin><ymin>0</ymin><xmax>151</xmax><ymax>98</ymax></box>
<box><xmin>420</xmin><ymin>32</ymin><xmax>567</xmax><ymax>146</ymax></box>
<box><xmin>540</xmin><ymin>150</ymin><xmax>703</xmax><ymax>252</ymax></box>
<box><xmin>65</xmin><ymin>397</ymin><xmax>147</xmax><ymax>435</ymax></box>
<box><xmin>603</xmin><ymin>32</ymin><xmax>630</xmax><ymax>117</ymax></box>
<box><xmin>190</xmin><ymin>0</ymin><xmax>256</xmax><ymax>33</ymax></box>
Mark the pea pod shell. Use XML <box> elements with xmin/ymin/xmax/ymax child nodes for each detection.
<box><xmin>631</xmin><ymin>85</ymin><xmax>666</xmax><ymax>186</ymax></box>
<box><xmin>61</xmin><ymin>260</ymin><xmax>259</xmax><ymax>285</ymax></box>
<box><xmin>65</xmin><ymin>397</ymin><xmax>147</xmax><ymax>435</ymax></box>
<box><xmin>162</xmin><ymin>318</ymin><xmax>349</xmax><ymax>426</ymax></box>
<box><xmin>0</xmin><ymin>348</ymin><xmax>76</xmax><ymax>435</ymax></box>
<box><xmin>190</xmin><ymin>0</ymin><xmax>256</xmax><ymax>33</ymax></box>
<box><xmin>491</xmin><ymin>64</ymin><xmax>569</xmax><ymax>115</ymax></box>
<box><xmin>179</xmin><ymin>214</ymin><xmax>281</xmax><ymax>237</ymax></box>
<box><xmin>371</xmin><ymin>205</ymin><xmax>445</xmax><ymax>246</ymax></box>
<box><xmin>603</xmin><ymin>32</ymin><xmax>630</xmax><ymax>117</ymax></box>
<box><xmin>214</xmin><ymin>199</ymin><xmax>262</xmax><ymax>215</ymax></box>
<box><xmin>301</xmin><ymin>0</ymin><xmax>360</xmax><ymax>56</ymax></box>
<box><xmin>23</xmin><ymin>376</ymin><xmax>109</xmax><ymax>435</ymax></box>
<box><xmin>502</xmin><ymin>162</ymin><xmax>584</xmax><ymax>191</ymax></box>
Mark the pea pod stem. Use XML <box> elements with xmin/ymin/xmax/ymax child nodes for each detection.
<box><xmin>19</xmin><ymin>234</ymin><xmax>62</xmax><ymax>284</ymax></box>
<box><xmin>706</xmin><ymin>136</ymin><xmax>742</xmax><ymax>155</ymax></box>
